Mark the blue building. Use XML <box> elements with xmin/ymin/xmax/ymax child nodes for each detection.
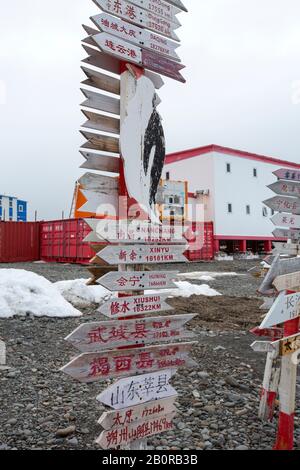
<box><xmin>0</xmin><ymin>195</ymin><xmax>28</xmax><ymax>221</ymax></box>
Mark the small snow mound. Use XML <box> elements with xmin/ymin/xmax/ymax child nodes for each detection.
<box><xmin>179</xmin><ymin>271</ymin><xmax>241</xmax><ymax>281</ymax></box>
<box><xmin>149</xmin><ymin>281</ymin><xmax>221</xmax><ymax>298</ymax></box>
<box><xmin>0</xmin><ymin>269</ymin><xmax>81</xmax><ymax>318</ymax></box>
<box><xmin>55</xmin><ymin>279</ymin><xmax>114</xmax><ymax>308</ymax></box>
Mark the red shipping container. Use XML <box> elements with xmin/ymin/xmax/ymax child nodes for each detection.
<box><xmin>186</xmin><ymin>222</ymin><xmax>214</xmax><ymax>261</ymax></box>
<box><xmin>40</xmin><ymin>219</ymin><xmax>94</xmax><ymax>264</ymax></box>
<box><xmin>0</xmin><ymin>221</ymin><xmax>40</xmax><ymax>263</ymax></box>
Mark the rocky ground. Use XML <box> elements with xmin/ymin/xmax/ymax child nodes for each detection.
<box><xmin>1</xmin><ymin>260</ymin><xmax>300</xmax><ymax>451</ymax></box>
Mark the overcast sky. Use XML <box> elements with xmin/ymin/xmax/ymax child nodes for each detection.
<box><xmin>0</xmin><ymin>0</ymin><xmax>299</xmax><ymax>220</ymax></box>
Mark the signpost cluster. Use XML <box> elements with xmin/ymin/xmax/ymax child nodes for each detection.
<box><xmin>61</xmin><ymin>0</ymin><xmax>194</xmax><ymax>450</ymax></box>
<box><xmin>252</xmin><ymin>167</ymin><xmax>300</xmax><ymax>450</ymax></box>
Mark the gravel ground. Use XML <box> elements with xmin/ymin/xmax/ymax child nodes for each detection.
<box><xmin>1</xmin><ymin>260</ymin><xmax>300</xmax><ymax>451</ymax></box>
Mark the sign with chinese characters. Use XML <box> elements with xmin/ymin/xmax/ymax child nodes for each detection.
<box><xmin>279</xmin><ymin>333</ymin><xmax>300</xmax><ymax>357</ymax></box>
<box><xmin>259</xmin><ymin>255</ymin><xmax>300</xmax><ymax>295</ymax></box>
<box><xmin>93</xmin><ymin>0</ymin><xmax>181</xmax><ymax>42</ymax></box>
<box><xmin>273</xmin><ymin>271</ymin><xmax>300</xmax><ymax>292</ymax></box>
<box><xmin>98</xmin><ymin>270</ymin><xmax>179</xmax><ymax>292</ymax></box>
<box><xmin>98</xmin><ymin>396</ymin><xmax>177</xmax><ymax>430</ymax></box>
<box><xmin>96</xmin><ymin>412</ymin><xmax>176</xmax><ymax>449</ymax></box>
<box><xmin>264</xmin><ymin>196</ymin><xmax>300</xmax><ymax>215</ymax></box>
<box><xmin>273</xmin><ymin>168</ymin><xmax>300</xmax><ymax>182</ymax></box>
<box><xmin>272</xmin><ymin>228</ymin><xmax>300</xmax><ymax>241</ymax></box>
<box><xmin>92</xmin><ymin>13</ymin><xmax>180</xmax><ymax>61</ymax></box>
<box><xmin>60</xmin><ymin>342</ymin><xmax>196</xmax><ymax>383</ymax></box>
<box><xmin>268</xmin><ymin>181</ymin><xmax>300</xmax><ymax>198</ymax></box>
<box><xmin>271</xmin><ymin>212</ymin><xmax>300</xmax><ymax>228</ymax></box>
<box><xmin>260</xmin><ymin>291</ymin><xmax>300</xmax><ymax>329</ymax></box>
<box><xmin>65</xmin><ymin>314</ymin><xmax>195</xmax><ymax>352</ymax></box>
<box><xmin>97</xmin><ymin>369</ymin><xmax>177</xmax><ymax>409</ymax></box>
<box><xmin>97</xmin><ymin>244</ymin><xmax>187</xmax><ymax>265</ymax></box>
<box><xmin>272</xmin><ymin>242</ymin><xmax>300</xmax><ymax>256</ymax></box>
<box><xmin>99</xmin><ymin>293</ymin><xmax>174</xmax><ymax>318</ymax></box>
<box><xmin>127</xmin><ymin>0</ymin><xmax>181</xmax><ymax>22</ymax></box>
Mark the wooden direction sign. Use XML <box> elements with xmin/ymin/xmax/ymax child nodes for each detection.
<box><xmin>78</xmin><ymin>187</ymin><xmax>118</xmax><ymax>214</ymax></box>
<box><xmin>279</xmin><ymin>333</ymin><xmax>300</xmax><ymax>357</ymax></box>
<box><xmin>65</xmin><ymin>314</ymin><xmax>195</xmax><ymax>352</ymax></box>
<box><xmin>272</xmin><ymin>228</ymin><xmax>300</xmax><ymax>241</ymax></box>
<box><xmin>127</xmin><ymin>0</ymin><xmax>182</xmax><ymax>23</ymax></box>
<box><xmin>268</xmin><ymin>181</ymin><xmax>300</xmax><ymax>198</ymax></box>
<box><xmin>93</xmin><ymin>0</ymin><xmax>181</xmax><ymax>42</ymax></box>
<box><xmin>273</xmin><ymin>271</ymin><xmax>300</xmax><ymax>292</ymax></box>
<box><xmin>98</xmin><ymin>396</ymin><xmax>177</xmax><ymax>430</ymax></box>
<box><xmin>81</xmin><ymin>88</ymin><xmax>120</xmax><ymax>115</ymax></box>
<box><xmin>273</xmin><ymin>168</ymin><xmax>300</xmax><ymax>182</ymax></box>
<box><xmin>81</xmin><ymin>110</ymin><xmax>120</xmax><ymax>135</ymax></box>
<box><xmin>98</xmin><ymin>270</ymin><xmax>179</xmax><ymax>292</ymax></box>
<box><xmin>260</xmin><ymin>297</ymin><xmax>275</xmax><ymax>310</ymax></box>
<box><xmin>81</xmin><ymin>130</ymin><xmax>119</xmax><ymax>153</ymax></box>
<box><xmin>272</xmin><ymin>242</ymin><xmax>300</xmax><ymax>256</ymax></box>
<box><xmin>80</xmin><ymin>151</ymin><xmax>120</xmax><ymax>173</ymax></box>
<box><xmin>78</xmin><ymin>173</ymin><xmax>118</xmax><ymax>191</ymax></box>
<box><xmin>163</xmin><ymin>0</ymin><xmax>187</xmax><ymax>11</ymax></box>
<box><xmin>264</xmin><ymin>196</ymin><xmax>300</xmax><ymax>215</ymax></box>
<box><xmin>91</xmin><ymin>13</ymin><xmax>180</xmax><ymax>62</ymax></box>
<box><xmin>81</xmin><ymin>66</ymin><xmax>120</xmax><ymax>95</ymax></box>
<box><xmin>251</xmin><ymin>341</ymin><xmax>276</xmax><ymax>354</ymax></box>
<box><xmin>97</xmin><ymin>369</ymin><xmax>177</xmax><ymax>409</ymax></box>
<box><xmin>93</xmin><ymin>33</ymin><xmax>185</xmax><ymax>82</ymax></box>
<box><xmin>99</xmin><ymin>293</ymin><xmax>173</xmax><ymax>318</ymax></box>
<box><xmin>96</xmin><ymin>411</ymin><xmax>175</xmax><ymax>449</ymax></box>
<box><xmin>260</xmin><ymin>291</ymin><xmax>300</xmax><ymax>329</ymax></box>
<box><xmin>271</xmin><ymin>212</ymin><xmax>300</xmax><ymax>229</ymax></box>
<box><xmin>61</xmin><ymin>342</ymin><xmax>196</xmax><ymax>383</ymax></box>
<box><xmin>259</xmin><ymin>255</ymin><xmax>300</xmax><ymax>295</ymax></box>
<box><xmin>97</xmin><ymin>244</ymin><xmax>187</xmax><ymax>265</ymax></box>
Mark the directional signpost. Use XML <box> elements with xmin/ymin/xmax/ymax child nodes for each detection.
<box><xmin>271</xmin><ymin>212</ymin><xmax>300</xmax><ymax>228</ymax></box>
<box><xmin>61</xmin><ymin>0</ymin><xmax>191</xmax><ymax>450</ymax></box>
<box><xmin>264</xmin><ymin>196</ymin><xmax>300</xmax><ymax>214</ymax></box>
<box><xmin>260</xmin><ymin>291</ymin><xmax>300</xmax><ymax>329</ymax></box>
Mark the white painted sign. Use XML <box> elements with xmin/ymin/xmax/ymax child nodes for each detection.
<box><xmin>98</xmin><ymin>270</ymin><xmax>178</xmax><ymax>291</ymax></box>
<box><xmin>268</xmin><ymin>180</ymin><xmax>300</xmax><ymax>198</ymax></box>
<box><xmin>65</xmin><ymin>314</ymin><xmax>195</xmax><ymax>352</ymax></box>
<box><xmin>80</xmin><ymin>152</ymin><xmax>120</xmax><ymax>174</ymax></box>
<box><xmin>78</xmin><ymin>188</ymin><xmax>118</xmax><ymax>215</ymax></box>
<box><xmin>97</xmin><ymin>244</ymin><xmax>187</xmax><ymax>265</ymax></box>
<box><xmin>260</xmin><ymin>291</ymin><xmax>300</xmax><ymax>329</ymax></box>
<box><xmin>273</xmin><ymin>271</ymin><xmax>300</xmax><ymax>292</ymax></box>
<box><xmin>82</xmin><ymin>110</ymin><xmax>120</xmax><ymax>135</ymax></box>
<box><xmin>99</xmin><ymin>293</ymin><xmax>173</xmax><ymax>318</ymax></box>
<box><xmin>96</xmin><ymin>412</ymin><xmax>176</xmax><ymax>449</ymax></box>
<box><xmin>98</xmin><ymin>396</ymin><xmax>177</xmax><ymax>429</ymax></box>
<box><xmin>93</xmin><ymin>0</ymin><xmax>181</xmax><ymax>42</ymax></box>
<box><xmin>259</xmin><ymin>255</ymin><xmax>300</xmax><ymax>294</ymax></box>
<box><xmin>128</xmin><ymin>0</ymin><xmax>181</xmax><ymax>23</ymax></box>
<box><xmin>92</xmin><ymin>13</ymin><xmax>180</xmax><ymax>61</ymax></box>
<box><xmin>81</xmin><ymin>88</ymin><xmax>120</xmax><ymax>115</ymax></box>
<box><xmin>97</xmin><ymin>369</ymin><xmax>177</xmax><ymax>409</ymax></box>
<box><xmin>81</xmin><ymin>130</ymin><xmax>119</xmax><ymax>153</ymax></box>
<box><xmin>272</xmin><ymin>242</ymin><xmax>300</xmax><ymax>256</ymax></box>
<box><xmin>271</xmin><ymin>212</ymin><xmax>300</xmax><ymax>229</ymax></box>
<box><xmin>251</xmin><ymin>341</ymin><xmax>276</xmax><ymax>354</ymax></box>
<box><xmin>273</xmin><ymin>168</ymin><xmax>300</xmax><ymax>182</ymax></box>
<box><xmin>272</xmin><ymin>228</ymin><xmax>300</xmax><ymax>241</ymax></box>
<box><xmin>61</xmin><ymin>342</ymin><xmax>196</xmax><ymax>383</ymax></box>
<box><xmin>78</xmin><ymin>173</ymin><xmax>118</xmax><ymax>191</ymax></box>
<box><xmin>264</xmin><ymin>196</ymin><xmax>300</xmax><ymax>215</ymax></box>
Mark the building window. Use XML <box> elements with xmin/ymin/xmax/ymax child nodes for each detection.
<box><xmin>262</xmin><ymin>207</ymin><xmax>268</xmax><ymax>217</ymax></box>
<box><xmin>226</xmin><ymin>163</ymin><xmax>231</xmax><ymax>173</ymax></box>
<box><xmin>228</xmin><ymin>203</ymin><xmax>232</xmax><ymax>213</ymax></box>
<box><xmin>246</xmin><ymin>205</ymin><xmax>251</xmax><ymax>215</ymax></box>
<box><xmin>9</xmin><ymin>200</ymin><xmax>13</xmax><ymax>208</ymax></box>
<box><xmin>18</xmin><ymin>205</ymin><xmax>24</xmax><ymax>212</ymax></box>
<box><xmin>253</xmin><ymin>168</ymin><xmax>257</xmax><ymax>177</ymax></box>
<box><xmin>166</xmin><ymin>172</ymin><xmax>170</xmax><ymax>180</ymax></box>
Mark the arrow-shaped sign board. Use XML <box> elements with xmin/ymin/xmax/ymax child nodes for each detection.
<box><xmin>81</xmin><ymin>88</ymin><xmax>120</xmax><ymax>115</ymax></box>
<box><xmin>273</xmin><ymin>169</ymin><xmax>300</xmax><ymax>182</ymax></box>
<box><xmin>251</xmin><ymin>341</ymin><xmax>277</xmax><ymax>354</ymax></box>
<box><xmin>81</xmin><ymin>110</ymin><xmax>120</xmax><ymax>135</ymax></box>
<box><xmin>260</xmin><ymin>291</ymin><xmax>300</xmax><ymax>329</ymax></box>
<box><xmin>91</xmin><ymin>13</ymin><xmax>180</xmax><ymax>62</ymax></box>
<box><xmin>80</xmin><ymin>152</ymin><xmax>120</xmax><ymax>173</ymax></box>
<box><xmin>260</xmin><ymin>297</ymin><xmax>275</xmax><ymax>310</ymax></box>
<box><xmin>273</xmin><ymin>271</ymin><xmax>300</xmax><ymax>292</ymax></box>
<box><xmin>78</xmin><ymin>188</ymin><xmax>118</xmax><ymax>215</ymax></box>
<box><xmin>96</xmin><ymin>412</ymin><xmax>176</xmax><ymax>449</ymax></box>
<box><xmin>97</xmin><ymin>244</ymin><xmax>187</xmax><ymax>265</ymax></box>
<box><xmin>259</xmin><ymin>255</ymin><xmax>300</xmax><ymax>294</ymax></box>
<box><xmin>272</xmin><ymin>242</ymin><xmax>300</xmax><ymax>256</ymax></box>
<box><xmin>94</xmin><ymin>33</ymin><xmax>185</xmax><ymax>82</ymax></box>
<box><xmin>279</xmin><ymin>333</ymin><xmax>300</xmax><ymax>357</ymax></box>
<box><xmin>162</xmin><ymin>0</ymin><xmax>187</xmax><ymax>11</ymax></box>
<box><xmin>126</xmin><ymin>0</ymin><xmax>181</xmax><ymax>22</ymax></box>
<box><xmin>271</xmin><ymin>212</ymin><xmax>300</xmax><ymax>229</ymax></box>
<box><xmin>78</xmin><ymin>173</ymin><xmax>118</xmax><ymax>191</ymax></box>
<box><xmin>272</xmin><ymin>228</ymin><xmax>300</xmax><ymax>241</ymax></box>
<box><xmin>99</xmin><ymin>293</ymin><xmax>173</xmax><ymax>318</ymax></box>
<box><xmin>61</xmin><ymin>342</ymin><xmax>196</xmax><ymax>383</ymax></box>
<box><xmin>93</xmin><ymin>0</ymin><xmax>181</xmax><ymax>41</ymax></box>
<box><xmin>97</xmin><ymin>369</ymin><xmax>177</xmax><ymax>409</ymax></box>
<box><xmin>268</xmin><ymin>181</ymin><xmax>300</xmax><ymax>198</ymax></box>
<box><xmin>98</xmin><ymin>396</ymin><xmax>177</xmax><ymax>430</ymax></box>
<box><xmin>65</xmin><ymin>314</ymin><xmax>195</xmax><ymax>352</ymax></box>
<box><xmin>264</xmin><ymin>196</ymin><xmax>300</xmax><ymax>215</ymax></box>
<box><xmin>98</xmin><ymin>270</ymin><xmax>179</xmax><ymax>292</ymax></box>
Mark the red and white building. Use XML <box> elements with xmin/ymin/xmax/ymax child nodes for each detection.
<box><xmin>164</xmin><ymin>145</ymin><xmax>300</xmax><ymax>254</ymax></box>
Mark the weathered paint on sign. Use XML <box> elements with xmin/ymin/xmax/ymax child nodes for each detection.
<box><xmin>272</xmin><ymin>228</ymin><xmax>300</xmax><ymax>241</ymax></box>
<box><xmin>65</xmin><ymin>314</ymin><xmax>195</xmax><ymax>352</ymax></box>
<box><xmin>80</xmin><ymin>151</ymin><xmax>120</xmax><ymax>174</ymax></box>
<box><xmin>260</xmin><ymin>291</ymin><xmax>300</xmax><ymax>329</ymax></box>
<box><xmin>273</xmin><ymin>168</ymin><xmax>300</xmax><ymax>182</ymax></box>
<box><xmin>78</xmin><ymin>173</ymin><xmax>118</xmax><ymax>191</ymax></box>
<box><xmin>273</xmin><ymin>271</ymin><xmax>300</xmax><ymax>292</ymax></box>
<box><xmin>97</xmin><ymin>244</ymin><xmax>187</xmax><ymax>265</ymax></box>
<box><xmin>271</xmin><ymin>212</ymin><xmax>300</xmax><ymax>228</ymax></box>
<box><xmin>98</xmin><ymin>396</ymin><xmax>177</xmax><ymax>429</ymax></box>
<box><xmin>259</xmin><ymin>255</ymin><xmax>300</xmax><ymax>295</ymax></box>
<box><xmin>272</xmin><ymin>242</ymin><xmax>300</xmax><ymax>256</ymax></box>
<box><xmin>96</xmin><ymin>369</ymin><xmax>177</xmax><ymax>409</ymax></box>
<box><xmin>99</xmin><ymin>293</ymin><xmax>173</xmax><ymax>318</ymax></box>
<box><xmin>268</xmin><ymin>181</ymin><xmax>300</xmax><ymax>198</ymax></box>
<box><xmin>264</xmin><ymin>196</ymin><xmax>300</xmax><ymax>215</ymax></box>
<box><xmin>61</xmin><ymin>342</ymin><xmax>197</xmax><ymax>383</ymax></box>
<box><xmin>98</xmin><ymin>270</ymin><xmax>178</xmax><ymax>291</ymax></box>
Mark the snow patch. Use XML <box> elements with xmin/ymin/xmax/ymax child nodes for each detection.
<box><xmin>0</xmin><ymin>269</ymin><xmax>82</xmax><ymax>318</ymax></box>
<box><xmin>55</xmin><ymin>279</ymin><xmax>114</xmax><ymax>308</ymax></box>
<box><xmin>178</xmin><ymin>271</ymin><xmax>241</xmax><ymax>281</ymax></box>
<box><xmin>149</xmin><ymin>281</ymin><xmax>221</xmax><ymax>298</ymax></box>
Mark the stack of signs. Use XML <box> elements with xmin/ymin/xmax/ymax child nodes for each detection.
<box><xmin>61</xmin><ymin>0</ymin><xmax>195</xmax><ymax>450</ymax></box>
<box><xmin>251</xmin><ymin>168</ymin><xmax>300</xmax><ymax>450</ymax></box>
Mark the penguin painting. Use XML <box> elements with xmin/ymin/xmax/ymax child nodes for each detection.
<box><xmin>120</xmin><ymin>69</ymin><xmax>165</xmax><ymax>224</ymax></box>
